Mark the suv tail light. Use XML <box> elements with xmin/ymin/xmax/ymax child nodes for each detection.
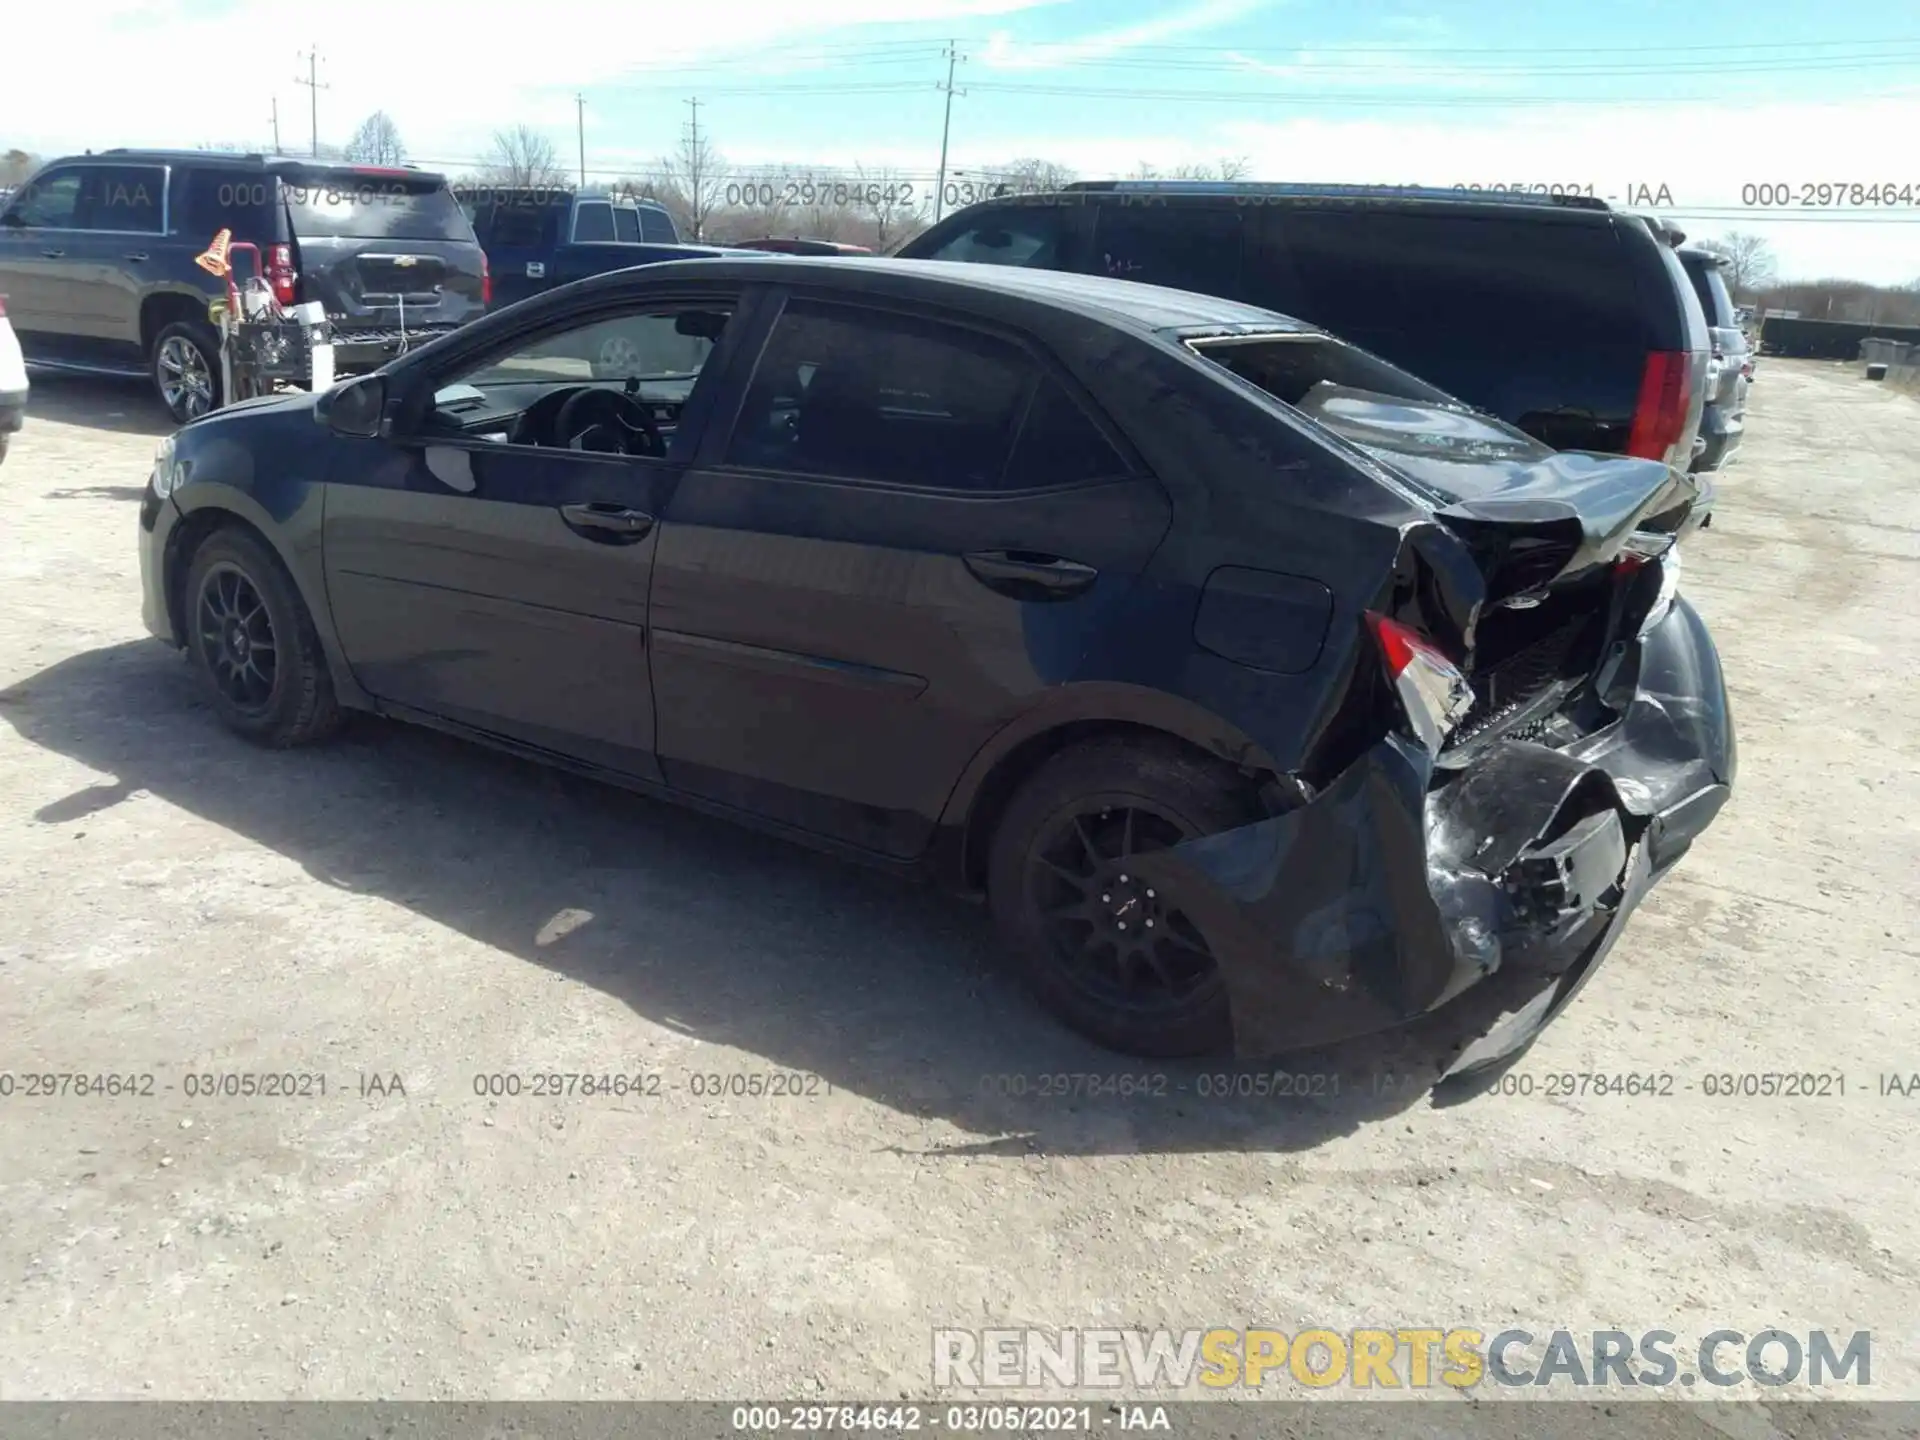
<box><xmin>481</xmin><ymin>252</ymin><xmax>491</xmax><ymax>306</ymax></box>
<box><xmin>1366</xmin><ymin>613</ymin><xmax>1474</xmax><ymax>756</ymax></box>
<box><xmin>1627</xmin><ymin>350</ymin><xmax>1693</xmax><ymax>466</ymax></box>
<box><xmin>0</xmin><ymin>294</ymin><xmax>8</xmax><ymax>317</ymax></box>
<box><xmin>266</xmin><ymin>243</ymin><xmax>298</xmax><ymax>306</ymax></box>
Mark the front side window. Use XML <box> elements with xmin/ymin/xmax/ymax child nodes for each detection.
<box><xmin>3</xmin><ymin>167</ymin><xmax>83</xmax><ymax>228</ymax></box>
<box><xmin>462</xmin><ymin>307</ymin><xmax>730</xmax><ymax>388</ymax></box>
<box><xmin>725</xmin><ymin>300</ymin><xmax>1036</xmax><ymax>490</ymax></box>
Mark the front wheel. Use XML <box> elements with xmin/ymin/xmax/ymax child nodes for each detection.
<box><xmin>183</xmin><ymin>529</ymin><xmax>340</xmax><ymax>747</ymax></box>
<box><xmin>987</xmin><ymin>738</ymin><xmax>1262</xmax><ymax>1057</ymax></box>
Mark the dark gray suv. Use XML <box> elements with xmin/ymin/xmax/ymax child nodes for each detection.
<box><xmin>0</xmin><ymin>150</ymin><xmax>488</xmax><ymax>422</ymax></box>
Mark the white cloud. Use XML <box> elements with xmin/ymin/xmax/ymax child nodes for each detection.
<box><xmin>4</xmin><ymin>0</ymin><xmax>1070</xmax><ymax>160</ymax></box>
<box><xmin>980</xmin><ymin>0</ymin><xmax>1270</xmax><ymax>70</ymax></box>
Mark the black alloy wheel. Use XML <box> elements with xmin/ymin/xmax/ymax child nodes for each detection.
<box><xmin>195</xmin><ymin>561</ymin><xmax>278</xmax><ymax>714</ymax></box>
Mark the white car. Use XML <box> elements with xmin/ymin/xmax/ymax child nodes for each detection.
<box><xmin>0</xmin><ymin>293</ymin><xmax>26</xmax><ymax>463</ymax></box>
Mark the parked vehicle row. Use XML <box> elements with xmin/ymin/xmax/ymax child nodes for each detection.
<box><xmin>136</xmin><ymin>255</ymin><xmax>1733</xmax><ymax>1068</ymax></box>
<box><xmin>0</xmin><ymin>149</ymin><xmax>488</xmax><ymax>422</ymax></box>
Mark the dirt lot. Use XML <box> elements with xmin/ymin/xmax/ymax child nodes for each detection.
<box><xmin>1</xmin><ymin>361</ymin><xmax>1917</xmax><ymax>1409</ymax></box>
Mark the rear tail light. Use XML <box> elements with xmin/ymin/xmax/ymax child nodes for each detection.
<box><xmin>1366</xmin><ymin>613</ymin><xmax>1475</xmax><ymax>756</ymax></box>
<box><xmin>1627</xmin><ymin>350</ymin><xmax>1693</xmax><ymax>466</ymax></box>
<box><xmin>266</xmin><ymin>243</ymin><xmax>298</xmax><ymax>306</ymax></box>
<box><xmin>481</xmin><ymin>252</ymin><xmax>491</xmax><ymax>306</ymax></box>
<box><xmin>0</xmin><ymin>294</ymin><xmax>8</xmax><ymax>316</ymax></box>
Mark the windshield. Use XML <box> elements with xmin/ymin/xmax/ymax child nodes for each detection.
<box><xmin>283</xmin><ymin>175</ymin><xmax>473</xmax><ymax>242</ymax></box>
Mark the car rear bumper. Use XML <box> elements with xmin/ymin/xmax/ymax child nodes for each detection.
<box><xmin>1690</xmin><ymin>401</ymin><xmax>1745</xmax><ymax>472</ymax></box>
<box><xmin>0</xmin><ymin>387</ymin><xmax>26</xmax><ymax>435</ymax></box>
<box><xmin>1132</xmin><ymin>594</ymin><xmax>1734</xmax><ymax>1069</ymax></box>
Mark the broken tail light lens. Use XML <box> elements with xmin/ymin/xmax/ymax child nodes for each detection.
<box><xmin>1366</xmin><ymin>613</ymin><xmax>1475</xmax><ymax>756</ymax></box>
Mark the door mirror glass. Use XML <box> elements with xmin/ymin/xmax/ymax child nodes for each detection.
<box><xmin>324</xmin><ymin>374</ymin><xmax>386</xmax><ymax>438</ymax></box>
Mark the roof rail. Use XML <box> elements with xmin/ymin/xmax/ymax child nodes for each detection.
<box><xmin>1060</xmin><ymin>179</ymin><xmax>1612</xmax><ymax>211</ymax></box>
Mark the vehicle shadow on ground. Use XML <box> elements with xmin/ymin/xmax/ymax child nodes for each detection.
<box><xmin>24</xmin><ymin>372</ymin><xmax>175</xmax><ymax>438</ymax></box>
<box><xmin>1</xmin><ymin>640</ymin><xmax>1548</xmax><ymax>1157</ymax></box>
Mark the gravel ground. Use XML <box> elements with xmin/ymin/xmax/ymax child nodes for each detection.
<box><xmin>1</xmin><ymin>361</ymin><xmax>1916</xmax><ymax>1414</ymax></box>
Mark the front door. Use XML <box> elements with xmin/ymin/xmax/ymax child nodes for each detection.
<box><xmin>650</xmin><ymin>293</ymin><xmax>1171</xmax><ymax>857</ymax></box>
<box><xmin>321</xmin><ymin>292</ymin><xmax>749</xmax><ymax>780</ymax></box>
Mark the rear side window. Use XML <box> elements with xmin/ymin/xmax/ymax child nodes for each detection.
<box><xmin>82</xmin><ymin>164</ymin><xmax>164</xmax><ymax>233</ymax></box>
<box><xmin>725</xmin><ymin>300</ymin><xmax>1037</xmax><ymax>491</ymax></box>
<box><xmin>1684</xmin><ymin>257</ymin><xmax>1736</xmax><ymax>327</ymax></box>
<box><xmin>173</xmin><ymin>169</ymin><xmax>280</xmax><ymax>242</ymax></box>
<box><xmin>614</xmin><ymin>207</ymin><xmax>641</xmax><ymax>243</ymax></box>
<box><xmin>1006</xmin><ymin>379</ymin><xmax>1130</xmax><ymax>487</ymax></box>
<box><xmin>479</xmin><ymin>204</ymin><xmax>551</xmax><ymax>250</ymax></box>
<box><xmin>284</xmin><ymin>177</ymin><xmax>473</xmax><ymax>241</ymax></box>
<box><xmin>1091</xmin><ymin>204</ymin><xmax>1244</xmax><ymax>296</ymax></box>
<box><xmin>913</xmin><ymin>205</ymin><xmax>1079</xmax><ymax>270</ymax></box>
<box><xmin>573</xmin><ymin>201</ymin><xmax>615</xmax><ymax>242</ymax></box>
<box><xmin>639</xmin><ymin>206</ymin><xmax>678</xmax><ymax>243</ymax></box>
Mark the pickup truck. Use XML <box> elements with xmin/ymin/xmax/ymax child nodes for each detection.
<box><xmin>459</xmin><ymin>187</ymin><xmax>763</xmax><ymax>310</ymax></box>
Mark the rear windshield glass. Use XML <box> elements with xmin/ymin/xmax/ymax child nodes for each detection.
<box><xmin>1191</xmin><ymin>333</ymin><xmax>1550</xmax><ymax>477</ymax></box>
<box><xmin>284</xmin><ymin>176</ymin><xmax>473</xmax><ymax>241</ymax></box>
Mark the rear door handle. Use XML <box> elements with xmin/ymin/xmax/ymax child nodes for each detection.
<box><xmin>559</xmin><ymin>501</ymin><xmax>655</xmax><ymax>539</ymax></box>
<box><xmin>963</xmin><ymin>549</ymin><xmax>1099</xmax><ymax>600</ymax></box>
<box><xmin>125</xmin><ymin>252</ymin><xmax>148</xmax><ymax>262</ymax></box>
<box><xmin>40</xmin><ymin>248</ymin><xmax>64</xmax><ymax>259</ymax></box>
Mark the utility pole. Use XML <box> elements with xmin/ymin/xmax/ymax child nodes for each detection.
<box><xmin>685</xmin><ymin>97</ymin><xmax>704</xmax><ymax>240</ymax></box>
<box><xmin>270</xmin><ymin>97</ymin><xmax>281</xmax><ymax>154</ymax></box>
<box><xmin>294</xmin><ymin>49</ymin><xmax>329</xmax><ymax>158</ymax></box>
<box><xmin>576</xmin><ymin>94</ymin><xmax>586</xmax><ymax>187</ymax></box>
<box><xmin>933</xmin><ymin>41</ymin><xmax>966</xmax><ymax>224</ymax></box>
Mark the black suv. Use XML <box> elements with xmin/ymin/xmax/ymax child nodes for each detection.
<box><xmin>0</xmin><ymin>150</ymin><xmax>488</xmax><ymax>422</ymax></box>
<box><xmin>899</xmin><ymin>183</ymin><xmax>1711</xmax><ymax>471</ymax></box>
<box><xmin>1676</xmin><ymin>246</ymin><xmax>1751</xmax><ymax>471</ymax></box>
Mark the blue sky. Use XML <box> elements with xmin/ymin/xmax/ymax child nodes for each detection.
<box><xmin>10</xmin><ymin>0</ymin><xmax>1920</xmax><ymax>281</ymax></box>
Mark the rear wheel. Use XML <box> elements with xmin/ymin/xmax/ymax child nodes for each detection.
<box><xmin>152</xmin><ymin>321</ymin><xmax>222</xmax><ymax>423</ymax></box>
<box><xmin>987</xmin><ymin>737</ymin><xmax>1261</xmax><ymax>1057</ymax></box>
<box><xmin>184</xmin><ymin>529</ymin><xmax>340</xmax><ymax>747</ymax></box>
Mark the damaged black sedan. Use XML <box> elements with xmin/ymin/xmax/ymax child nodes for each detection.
<box><xmin>136</xmin><ymin>258</ymin><xmax>1733</xmax><ymax>1070</ymax></box>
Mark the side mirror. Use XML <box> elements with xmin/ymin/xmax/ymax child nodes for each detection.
<box><xmin>319</xmin><ymin>374</ymin><xmax>387</xmax><ymax>438</ymax></box>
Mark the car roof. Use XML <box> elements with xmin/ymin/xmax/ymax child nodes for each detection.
<box><xmin>607</xmin><ymin>255</ymin><xmax>1314</xmax><ymax>335</ymax></box>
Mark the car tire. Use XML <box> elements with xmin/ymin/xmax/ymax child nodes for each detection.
<box><xmin>152</xmin><ymin>321</ymin><xmax>223</xmax><ymax>424</ymax></box>
<box><xmin>183</xmin><ymin>528</ymin><xmax>340</xmax><ymax>747</ymax></box>
<box><xmin>986</xmin><ymin>736</ymin><xmax>1262</xmax><ymax>1058</ymax></box>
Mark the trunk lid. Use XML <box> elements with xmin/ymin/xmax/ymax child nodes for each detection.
<box><xmin>279</xmin><ymin>169</ymin><xmax>486</xmax><ymax>335</ymax></box>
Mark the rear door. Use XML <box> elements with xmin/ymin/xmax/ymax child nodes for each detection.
<box><xmin>649</xmin><ymin>292</ymin><xmax>1170</xmax><ymax>857</ymax></box>
<box><xmin>282</xmin><ymin>170</ymin><xmax>486</xmax><ymax>333</ymax></box>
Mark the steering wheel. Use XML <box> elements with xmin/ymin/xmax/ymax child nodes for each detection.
<box><xmin>553</xmin><ymin>387</ymin><xmax>665</xmax><ymax>457</ymax></box>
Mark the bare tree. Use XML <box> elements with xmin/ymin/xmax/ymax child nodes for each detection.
<box><xmin>656</xmin><ymin>120</ymin><xmax>726</xmax><ymax>242</ymax></box>
<box><xmin>855</xmin><ymin>164</ymin><xmax>928</xmax><ymax>251</ymax></box>
<box><xmin>1700</xmin><ymin>232</ymin><xmax>1778</xmax><ymax>300</ymax></box>
<box><xmin>1167</xmin><ymin>157</ymin><xmax>1252</xmax><ymax>181</ymax></box>
<box><xmin>482</xmin><ymin>125</ymin><xmax>567</xmax><ymax>188</ymax></box>
<box><xmin>992</xmin><ymin>156</ymin><xmax>1077</xmax><ymax>196</ymax></box>
<box><xmin>1</xmin><ymin>149</ymin><xmax>38</xmax><ymax>187</ymax></box>
<box><xmin>344</xmin><ymin>111</ymin><xmax>405</xmax><ymax>166</ymax></box>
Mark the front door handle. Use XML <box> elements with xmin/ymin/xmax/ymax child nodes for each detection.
<box><xmin>963</xmin><ymin>549</ymin><xmax>1099</xmax><ymax>601</ymax></box>
<box><xmin>40</xmin><ymin>248</ymin><xmax>64</xmax><ymax>259</ymax></box>
<box><xmin>125</xmin><ymin>251</ymin><xmax>148</xmax><ymax>262</ymax></box>
<box><xmin>559</xmin><ymin>501</ymin><xmax>655</xmax><ymax>540</ymax></box>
